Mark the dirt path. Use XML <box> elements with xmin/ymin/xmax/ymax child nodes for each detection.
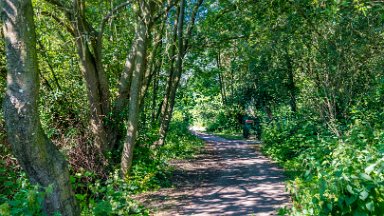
<box><xmin>138</xmin><ymin>132</ymin><xmax>291</xmax><ymax>216</ymax></box>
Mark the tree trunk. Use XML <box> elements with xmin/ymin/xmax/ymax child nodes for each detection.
<box><xmin>156</xmin><ymin>0</ymin><xmax>203</xmax><ymax>147</ymax></box>
<box><xmin>217</xmin><ymin>50</ymin><xmax>226</xmax><ymax>104</ymax></box>
<box><xmin>71</xmin><ymin>0</ymin><xmax>111</xmax><ymax>153</ymax></box>
<box><xmin>156</xmin><ymin>0</ymin><xmax>185</xmax><ymax>147</ymax></box>
<box><xmin>139</xmin><ymin>24</ymin><xmax>165</xmax><ymax>111</ymax></box>
<box><xmin>1</xmin><ymin>0</ymin><xmax>79</xmax><ymax>215</ymax></box>
<box><xmin>107</xmin><ymin>37</ymin><xmax>138</xmax><ymax>152</ymax></box>
<box><xmin>121</xmin><ymin>11</ymin><xmax>149</xmax><ymax>175</ymax></box>
<box><xmin>157</xmin><ymin>4</ymin><xmax>179</xmax><ymax>124</ymax></box>
<box><xmin>151</xmin><ymin>68</ymin><xmax>160</xmax><ymax>123</ymax></box>
<box><xmin>75</xmin><ymin>36</ymin><xmax>109</xmax><ymax>153</ymax></box>
<box><xmin>113</xmin><ymin>37</ymin><xmax>139</xmax><ymax>118</ymax></box>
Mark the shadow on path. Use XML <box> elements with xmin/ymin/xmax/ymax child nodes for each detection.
<box><xmin>137</xmin><ymin>131</ymin><xmax>291</xmax><ymax>216</ymax></box>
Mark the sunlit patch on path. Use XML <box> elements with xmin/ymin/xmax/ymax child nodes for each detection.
<box><xmin>137</xmin><ymin>132</ymin><xmax>291</xmax><ymax>216</ymax></box>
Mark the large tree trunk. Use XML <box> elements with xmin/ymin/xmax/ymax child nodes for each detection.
<box><xmin>1</xmin><ymin>0</ymin><xmax>79</xmax><ymax>215</ymax></box>
<box><xmin>121</xmin><ymin>8</ymin><xmax>149</xmax><ymax>175</ymax></box>
<box><xmin>72</xmin><ymin>0</ymin><xmax>111</xmax><ymax>154</ymax></box>
<box><xmin>75</xmin><ymin>38</ymin><xmax>110</xmax><ymax>152</ymax></box>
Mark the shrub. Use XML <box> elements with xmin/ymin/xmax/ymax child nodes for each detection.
<box><xmin>262</xmin><ymin>115</ymin><xmax>384</xmax><ymax>215</ymax></box>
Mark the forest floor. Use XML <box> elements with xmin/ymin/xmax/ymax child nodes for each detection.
<box><xmin>136</xmin><ymin>131</ymin><xmax>291</xmax><ymax>216</ymax></box>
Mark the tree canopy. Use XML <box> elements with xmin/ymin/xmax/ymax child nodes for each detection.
<box><xmin>0</xmin><ymin>0</ymin><xmax>383</xmax><ymax>215</ymax></box>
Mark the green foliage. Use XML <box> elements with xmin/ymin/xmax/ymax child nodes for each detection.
<box><xmin>205</xmin><ymin>109</ymin><xmax>240</xmax><ymax>133</ymax></box>
<box><xmin>262</xmin><ymin>117</ymin><xmax>332</xmax><ymax>163</ymax></box>
<box><xmin>262</xmin><ymin>114</ymin><xmax>384</xmax><ymax>215</ymax></box>
<box><xmin>0</xmin><ymin>117</ymin><xmax>202</xmax><ymax>215</ymax></box>
<box><xmin>1</xmin><ymin>150</ymin><xmax>43</xmax><ymax>215</ymax></box>
<box><xmin>71</xmin><ymin>171</ymin><xmax>149</xmax><ymax>216</ymax></box>
<box><xmin>128</xmin><ymin>146</ymin><xmax>172</xmax><ymax>193</ymax></box>
<box><xmin>163</xmin><ymin>117</ymin><xmax>204</xmax><ymax>159</ymax></box>
<box><xmin>0</xmin><ymin>169</ymin><xmax>51</xmax><ymax>216</ymax></box>
<box><xmin>2</xmin><ymin>0</ymin><xmax>384</xmax><ymax>214</ymax></box>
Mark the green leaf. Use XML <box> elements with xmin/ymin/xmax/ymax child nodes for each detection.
<box><xmin>365</xmin><ymin>201</ymin><xmax>374</xmax><ymax>212</ymax></box>
<box><xmin>347</xmin><ymin>185</ymin><xmax>354</xmax><ymax>194</ymax></box>
<box><xmin>0</xmin><ymin>203</ymin><xmax>11</xmax><ymax>216</ymax></box>
<box><xmin>319</xmin><ymin>179</ymin><xmax>326</xmax><ymax>196</ymax></box>
<box><xmin>359</xmin><ymin>190</ymin><xmax>369</xmax><ymax>200</ymax></box>
<box><xmin>75</xmin><ymin>194</ymin><xmax>86</xmax><ymax>201</ymax></box>
<box><xmin>365</xmin><ymin>163</ymin><xmax>376</xmax><ymax>174</ymax></box>
<box><xmin>94</xmin><ymin>201</ymin><xmax>112</xmax><ymax>216</ymax></box>
<box><xmin>45</xmin><ymin>184</ymin><xmax>54</xmax><ymax>195</ymax></box>
<box><xmin>353</xmin><ymin>210</ymin><xmax>368</xmax><ymax>216</ymax></box>
<box><xmin>4</xmin><ymin>181</ymin><xmax>14</xmax><ymax>187</ymax></box>
<box><xmin>360</xmin><ymin>173</ymin><xmax>372</xmax><ymax>181</ymax></box>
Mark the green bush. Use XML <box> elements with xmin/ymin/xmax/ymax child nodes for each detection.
<box><xmin>262</xmin><ymin>117</ymin><xmax>331</xmax><ymax>163</ymax></box>
<box><xmin>0</xmin><ymin>110</ymin><xmax>203</xmax><ymax>216</ymax></box>
<box><xmin>262</xmin><ymin>115</ymin><xmax>384</xmax><ymax>215</ymax></box>
<box><xmin>0</xmin><ymin>172</ymin><xmax>44</xmax><ymax>216</ymax></box>
<box><xmin>160</xmin><ymin>110</ymin><xmax>204</xmax><ymax>159</ymax></box>
<box><xmin>72</xmin><ymin>171</ymin><xmax>149</xmax><ymax>216</ymax></box>
<box><xmin>205</xmin><ymin>110</ymin><xmax>240</xmax><ymax>133</ymax></box>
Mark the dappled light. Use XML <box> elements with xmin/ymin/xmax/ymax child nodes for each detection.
<box><xmin>1</xmin><ymin>0</ymin><xmax>383</xmax><ymax>215</ymax></box>
<box><xmin>138</xmin><ymin>133</ymin><xmax>290</xmax><ymax>215</ymax></box>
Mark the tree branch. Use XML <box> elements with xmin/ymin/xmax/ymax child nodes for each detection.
<box><xmin>183</xmin><ymin>0</ymin><xmax>204</xmax><ymax>55</ymax></box>
<box><xmin>99</xmin><ymin>1</ymin><xmax>132</xmax><ymax>36</ymax></box>
<box><xmin>153</xmin><ymin>0</ymin><xmax>179</xmax><ymax>22</ymax></box>
<box><xmin>43</xmin><ymin>0</ymin><xmax>72</xmax><ymax>14</ymax></box>
<box><xmin>41</xmin><ymin>11</ymin><xmax>75</xmax><ymax>36</ymax></box>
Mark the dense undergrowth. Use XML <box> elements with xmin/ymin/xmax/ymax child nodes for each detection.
<box><xmin>262</xmin><ymin>110</ymin><xmax>384</xmax><ymax>215</ymax></box>
<box><xmin>0</xmin><ymin>115</ymin><xmax>203</xmax><ymax>216</ymax></box>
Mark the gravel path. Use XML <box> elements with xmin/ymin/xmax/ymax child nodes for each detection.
<box><xmin>138</xmin><ymin>132</ymin><xmax>291</xmax><ymax>216</ymax></box>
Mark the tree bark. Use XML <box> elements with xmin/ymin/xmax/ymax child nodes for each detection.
<box><xmin>156</xmin><ymin>0</ymin><xmax>185</xmax><ymax>147</ymax></box>
<box><xmin>121</xmin><ymin>3</ymin><xmax>149</xmax><ymax>175</ymax></box>
<box><xmin>217</xmin><ymin>50</ymin><xmax>226</xmax><ymax>104</ymax></box>
<box><xmin>1</xmin><ymin>0</ymin><xmax>79</xmax><ymax>215</ymax></box>
<box><xmin>71</xmin><ymin>0</ymin><xmax>111</xmax><ymax>153</ymax></box>
<box><xmin>107</xmin><ymin>37</ymin><xmax>138</xmax><ymax>152</ymax></box>
<box><xmin>139</xmin><ymin>23</ymin><xmax>165</xmax><ymax>111</ymax></box>
<box><xmin>151</xmin><ymin>67</ymin><xmax>160</xmax><ymax>123</ymax></box>
<box><xmin>156</xmin><ymin>0</ymin><xmax>203</xmax><ymax>147</ymax></box>
<box><xmin>157</xmin><ymin>4</ymin><xmax>179</xmax><ymax>124</ymax></box>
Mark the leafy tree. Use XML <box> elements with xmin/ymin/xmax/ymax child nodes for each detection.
<box><xmin>1</xmin><ymin>0</ymin><xmax>78</xmax><ymax>214</ymax></box>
